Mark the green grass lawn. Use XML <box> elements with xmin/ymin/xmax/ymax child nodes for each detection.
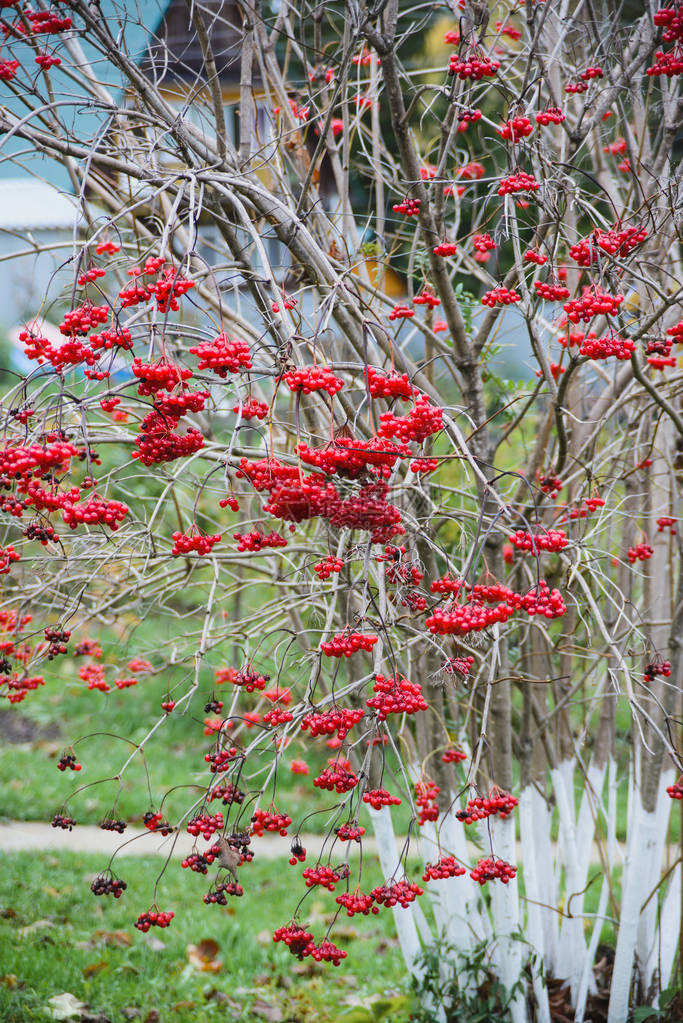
<box><xmin>0</xmin><ymin>851</ymin><xmax>415</xmax><ymax>1023</ymax></box>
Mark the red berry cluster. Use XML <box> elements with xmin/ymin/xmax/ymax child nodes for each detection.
<box><xmin>497</xmin><ymin>172</ymin><xmax>539</xmax><ymax>195</ymax></box>
<box><xmin>515</xmin><ymin>581</ymin><xmax>567</xmax><ymax>618</ymax></box>
<box><xmin>647</xmin><ymin>49</ymin><xmax>683</xmax><ymax>76</ymax></box>
<box><xmin>472</xmin><ymin>233</ymin><xmax>496</xmax><ymax>255</ymax></box>
<box><xmin>311</xmin><ymin>940</ymin><xmax>348</xmax><ymax>966</ymax></box>
<box><xmin>207</xmin><ymin>782</ymin><xmax>245</xmax><ymax>805</ymax></box>
<box><xmin>579</xmin><ymin>333</ymin><xmax>635</xmax><ymax>360</ymax></box>
<box><xmin>171</xmin><ymin>530</ymin><xmax>221</xmax><ymax>556</ymax></box>
<box><xmin>442</xmin><ymin>746</ymin><xmax>467</xmax><ymax>763</ymax></box>
<box><xmin>24</xmin><ymin>521</ymin><xmax>57</xmax><ymax>547</ymax></box>
<box><xmin>362</xmin><ymin>788</ymin><xmax>402</xmax><ymax>809</ymax></box>
<box><xmin>77</xmin><ymin>266</ymin><xmax>105</xmax><ymax>286</ymax></box>
<box><xmin>497</xmin><ymin>116</ymin><xmax>534</xmax><ymax>141</ymax></box>
<box><xmin>433</xmin><ymin>242</ymin><xmax>458</xmax><ymax>256</ymax></box>
<box><xmin>580</xmin><ymin>66</ymin><xmax>603</xmax><ymax>80</ymax></box>
<box><xmin>263</xmin><ymin>707</ymin><xmax>294</xmax><ymax>726</ymax></box>
<box><xmin>204</xmin><ymin>881</ymin><xmax>243</xmax><ymax>903</ymax></box>
<box><xmin>365</xmin><ymin>367</ymin><xmax>414</xmax><ymax>400</ymax></box>
<box><xmin>44</xmin><ymin>627</ymin><xmax>70</xmax><ymax>659</ymax></box>
<box><xmin>187</xmin><ymin>812</ymin><xmax>223</xmax><ymax>840</ymax></box>
<box><xmin>134</xmin><ymin>909</ymin><xmax>174</xmax><ymax>932</ymax></box>
<box><xmin>114</xmin><ymin>677</ymin><xmax>138</xmax><ymax>690</ymax></box>
<box><xmin>563</xmin><ymin>289</ymin><xmax>624</xmax><ymax>323</ymax></box>
<box><xmin>0</xmin><ymin>60</ymin><xmax>20</xmax><ymax>80</ymax></box>
<box><xmin>59</xmin><ymin>302</ymin><xmax>109</xmax><ymax>336</ymax></box>
<box><xmin>534</xmin><ymin>281</ymin><xmax>570</xmax><ymax>301</ymax></box>
<box><xmin>538</xmin><ymin>473</ymin><xmax>563</xmax><ymax>498</ymax></box>
<box><xmin>628</xmin><ymin>543</ymin><xmax>653</xmax><ymax>563</ymax></box>
<box><xmin>442</xmin><ymin>655</ymin><xmax>475</xmax><ymax>678</ymax></box>
<box><xmin>288</xmin><ymin>838</ymin><xmax>307</xmax><ymax>864</ymax></box>
<box><xmin>149</xmin><ymin>267</ymin><xmax>195</xmax><ymax>313</ymax></box>
<box><xmin>415</xmin><ymin>778</ymin><xmax>440</xmax><ymax>825</ymax></box>
<box><xmin>99</xmin><ymin>818</ymin><xmax>126</xmax><ymax>833</ymax></box>
<box><xmin>189</xmin><ymin>335</ymin><xmax>252</xmax><ymax>377</ymax></box>
<box><xmin>320</xmin><ymin>631</ymin><xmax>378</xmax><ymax>657</ymax></box>
<box><xmin>656</xmin><ymin>516</ymin><xmax>677</xmax><ymax>534</ymax></box>
<box><xmin>297</xmin><ymin>436</ymin><xmax>410</xmax><ymax>479</ymax></box>
<box><xmin>471</xmin><ymin>858</ymin><xmax>517</xmax><ymax>885</ymax></box>
<box><xmin>154</xmin><ymin>390</ymin><xmax>209</xmax><ymax>418</ymax></box>
<box><xmin>216</xmin><ymin>666</ymin><xmax>270</xmax><ymax>691</ymax></box>
<box><xmin>536</xmin><ymin>107</ymin><xmax>565</xmax><ymax>125</ymax></box>
<box><xmin>143</xmin><ymin>812</ymin><xmax>173</xmax><ymax>835</ymax></box>
<box><xmin>456</xmin><ymin>788</ymin><xmax>518</xmax><ymax>825</ymax></box>
<box><xmin>457</xmin><ymin>108</ymin><xmax>482</xmax><ymax>130</ymax></box>
<box><xmin>26</xmin><ymin>9</ymin><xmax>73</xmax><ymax>33</ymax></box>
<box><xmin>366</xmin><ymin>673</ymin><xmax>429</xmax><ymax>720</ymax></box>
<box><xmin>336</xmin><ymin>889</ymin><xmax>379</xmax><ymax>916</ymax></box>
<box><xmin>52</xmin><ymin>813</ymin><xmax>76</xmax><ymax>830</ymax></box>
<box><xmin>61</xmin><ymin>494</ymin><xmax>129</xmax><ymax>531</ymax></box>
<box><xmin>508</xmin><ymin>529</ymin><xmax>568</xmax><ymax>553</ymax></box>
<box><xmin>565</xmin><ymin>80</ymin><xmax>589</xmax><ymax>94</ymax></box>
<box><xmin>392</xmin><ymin>197</ymin><xmax>421</xmax><ymax>216</ymax></box>
<box><xmin>370</xmin><ymin>879</ymin><xmax>424</xmax><ymax>907</ymax></box>
<box><xmin>182</xmin><ymin>852</ymin><xmax>215</xmax><ymax>874</ymax></box>
<box><xmin>132</xmin><ymin>411</ymin><xmax>204</xmax><ymax>467</ymax></box>
<box><xmin>314</xmin><ymin>762</ymin><xmax>359</xmax><ymax>794</ymax></box>
<box><xmin>283</xmin><ymin>366</ymin><xmax>344</xmax><ymax>395</ymax></box>
<box><xmin>655</xmin><ymin>5</ymin><xmax>683</xmax><ymax>42</ymax></box>
<box><xmin>301</xmin><ymin>706</ymin><xmax>364</xmax><ymax>739</ymax></box>
<box><xmin>413</xmin><ymin>287</ymin><xmax>441</xmax><ymax>308</ymax></box>
<box><xmin>448</xmin><ymin>52</ymin><xmax>500</xmax><ymax>79</ymax></box>
<box><xmin>335</xmin><ymin>822</ymin><xmax>365</xmax><ymax>842</ymax></box>
<box><xmin>251</xmin><ymin>808</ymin><xmax>292</xmax><ymax>836</ymax></box>
<box><xmin>57</xmin><ymin>752</ymin><xmax>81</xmax><ymax>771</ymax></box>
<box><xmin>131</xmin><ymin>358</ymin><xmax>193</xmax><ymax>396</ymax></box>
<box><xmin>273</xmin><ymin>923</ymin><xmax>315</xmax><ymax>958</ymax></box>
<box><xmin>378</xmin><ymin>395</ymin><xmax>443</xmax><ymax>443</ymax></box>
<box><xmin>233</xmin><ymin>530</ymin><xmax>287</xmax><ymax>552</ymax></box>
<box><xmin>644</xmin><ymin>660</ymin><xmax>671</xmax><ymax>683</ymax></box>
<box><xmin>313</xmin><ymin>555</ymin><xmax>344</xmax><ymax>579</ymax></box>
<box><xmin>422</xmin><ymin>856</ymin><xmax>466</xmax><ymax>881</ymax></box>
<box><xmin>0</xmin><ymin>545</ymin><xmax>20</xmax><ymax>574</ymax></box>
<box><xmin>409</xmin><ymin>457</ymin><xmax>438</xmax><ymax>474</ymax></box>
<box><xmin>426</xmin><ymin>599</ymin><xmax>512</xmax><ymax>636</ymax></box>
<box><xmin>91</xmin><ymin>874</ymin><xmax>127</xmax><ymax>898</ymax></box>
<box><xmin>481</xmin><ymin>286</ymin><xmax>521</xmax><ymax>307</ymax></box>
<box><xmin>302</xmin><ymin>864</ymin><xmax>348</xmax><ymax>890</ymax></box>
<box><xmin>204</xmin><ymin>746</ymin><xmax>239</xmax><ymax>772</ymax></box>
<box><xmin>666</xmin><ymin>778</ymin><xmax>683</xmax><ymax>800</ymax></box>
<box><xmin>234</xmin><ymin>398</ymin><xmax>269</xmax><ymax>420</ymax></box>
<box><xmin>80</xmin><ymin>663</ymin><xmax>109</xmax><ymax>692</ymax></box>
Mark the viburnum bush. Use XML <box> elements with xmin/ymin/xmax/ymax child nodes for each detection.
<box><xmin>0</xmin><ymin>1</ymin><xmax>681</xmax><ymax>1021</ymax></box>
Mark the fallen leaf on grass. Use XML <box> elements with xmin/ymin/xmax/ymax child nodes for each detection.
<box><xmin>82</xmin><ymin>962</ymin><xmax>108</xmax><ymax>978</ymax></box>
<box><xmin>203</xmin><ymin>988</ymin><xmax>230</xmax><ymax>1005</ymax></box>
<box><xmin>141</xmin><ymin>933</ymin><xmax>165</xmax><ymax>951</ymax></box>
<box><xmin>18</xmin><ymin>919</ymin><xmax>55</xmax><ymax>938</ymax></box>
<box><xmin>256</xmin><ymin>929</ymin><xmax>272</xmax><ymax>947</ymax></box>
<box><xmin>122</xmin><ymin>1011</ymin><xmax>140</xmax><ymax>1021</ymax></box>
<box><xmin>43</xmin><ymin>885</ymin><xmax>71</xmax><ymax>898</ymax></box>
<box><xmin>92</xmin><ymin>930</ymin><xmax>133</xmax><ymax>949</ymax></box>
<box><xmin>45</xmin><ymin>992</ymin><xmax>87</xmax><ymax>1020</ymax></box>
<box><xmin>250</xmin><ymin>998</ymin><xmax>284</xmax><ymax>1022</ymax></box>
<box><xmin>0</xmin><ymin>974</ymin><xmax>18</xmax><ymax>988</ymax></box>
<box><xmin>142</xmin><ymin>1011</ymin><xmax>159</xmax><ymax>1023</ymax></box>
<box><xmin>187</xmin><ymin>939</ymin><xmax>222</xmax><ymax>973</ymax></box>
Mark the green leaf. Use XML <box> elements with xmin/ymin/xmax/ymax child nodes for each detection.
<box><xmin>632</xmin><ymin>1007</ymin><xmax>661</xmax><ymax>1022</ymax></box>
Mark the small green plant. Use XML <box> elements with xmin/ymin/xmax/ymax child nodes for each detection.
<box><xmin>411</xmin><ymin>936</ymin><xmax>526</xmax><ymax>1023</ymax></box>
